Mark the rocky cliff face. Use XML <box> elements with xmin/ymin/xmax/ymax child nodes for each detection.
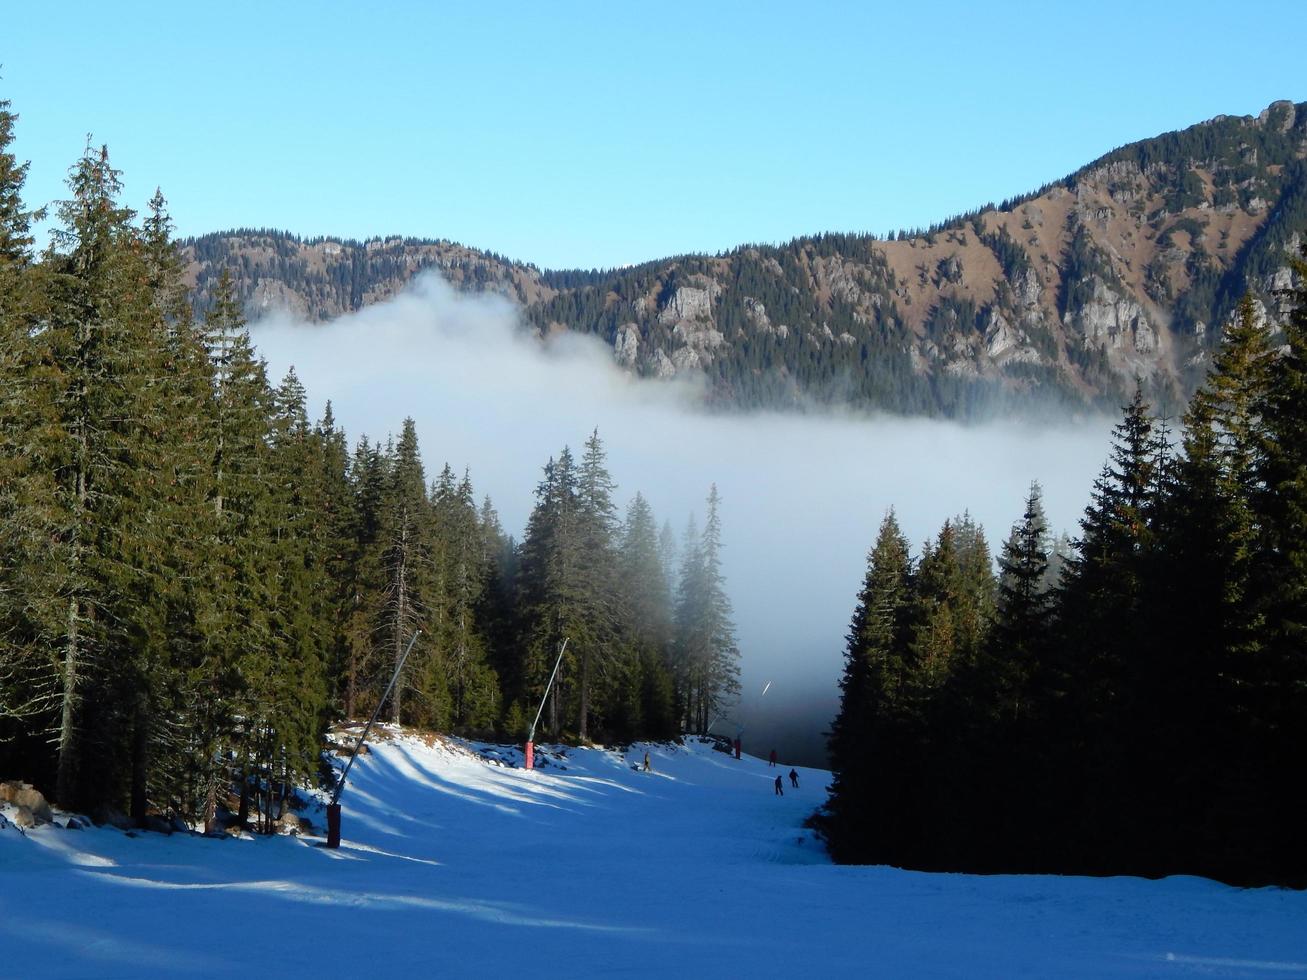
<box><xmin>182</xmin><ymin>100</ymin><xmax>1307</xmax><ymax>418</ymax></box>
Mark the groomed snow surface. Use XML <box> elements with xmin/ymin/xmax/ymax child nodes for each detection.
<box><xmin>2</xmin><ymin>733</ymin><xmax>1306</xmax><ymax>978</ymax></box>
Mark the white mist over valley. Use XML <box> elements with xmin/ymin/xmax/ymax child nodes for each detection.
<box><xmin>251</xmin><ymin>274</ymin><xmax>1116</xmax><ymax>760</ymax></box>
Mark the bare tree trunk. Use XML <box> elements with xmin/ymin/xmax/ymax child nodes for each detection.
<box><xmin>549</xmin><ymin>669</ymin><xmax>559</xmax><ymax>736</ymax></box>
<box><xmin>391</xmin><ymin>592</ymin><xmax>406</xmax><ymax>725</ymax></box>
<box><xmin>579</xmin><ymin>648</ymin><xmax>590</xmax><ymax>742</ymax></box>
<box><xmin>204</xmin><ymin>778</ymin><xmax>217</xmax><ymax>834</ymax></box>
<box><xmin>237</xmin><ymin>751</ymin><xmax>250</xmax><ymax>828</ymax></box>
<box><xmin>391</xmin><ymin>520</ymin><xmax>409</xmax><ymax>726</ymax></box>
<box><xmin>345</xmin><ymin>645</ymin><xmax>357</xmax><ymax>719</ymax></box>
<box><xmin>130</xmin><ymin>691</ymin><xmax>149</xmax><ymax>827</ymax></box>
<box><xmin>56</xmin><ymin>599</ymin><xmax>81</xmax><ymax>807</ymax></box>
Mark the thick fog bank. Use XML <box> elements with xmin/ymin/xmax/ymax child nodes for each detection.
<box><xmin>252</xmin><ymin>275</ymin><xmax>1115</xmax><ymax>764</ymax></box>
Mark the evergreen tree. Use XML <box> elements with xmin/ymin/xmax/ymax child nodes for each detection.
<box><xmin>379</xmin><ymin>419</ymin><xmax>436</xmax><ymax>727</ymax></box>
<box><xmin>189</xmin><ymin>273</ymin><xmax>276</xmax><ymax>829</ymax></box>
<box><xmin>992</xmin><ymin>482</ymin><xmax>1051</xmax><ymax>719</ymax></box>
<box><xmin>573</xmin><ymin>430</ymin><xmax>623</xmax><ymax>740</ymax></box>
<box><xmin>618</xmin><ymin>492</ymin><xmax>677</xmax><ymax>739</ymax></box>
<box><xmin>0</xmin><ymin>97</ymin><xmax>45</xmax><ymax>749</ymax></box>
<box><xmin>340</xmin><ymin>436</ymin><xmax>387</xmax><ymax>718</ymax></box>
<box><xmin>432</xmin><ymin>467</ymin><xmax>498</xmax><ymax>731</ymax></box>
<box><xmin>823</xmin><ymin>511</ymin><xmax>913</xmax><ymax>861</ymax></box>
<box><xmin>673</xmin><ymin>486</ymin><xmax>741</xmax><ymax>732</ymax></box>
<box><xmin>515</xmin><ymin>448</ymin><xmax>581</xmax><ymax>736</ymax></box>
<box><xmin>1051</xmin><ymin>384</ymin><xmax>1167</xmax><ymax>869</ymax></box>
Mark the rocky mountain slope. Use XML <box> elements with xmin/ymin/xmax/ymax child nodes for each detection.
<box><xmin>181</xmin><ymin>100</ymin><xmax>1307</xmax><ymax>417</ymax></box>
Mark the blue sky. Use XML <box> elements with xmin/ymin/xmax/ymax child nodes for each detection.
<box><xmin>5</xmin><ymin>0</ymin><xmax>1305</xmax><ymax>270</ymax></box>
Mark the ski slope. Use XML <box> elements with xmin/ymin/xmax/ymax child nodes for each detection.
<box><xmin>2</xmin><ymin>734</ymin><xmax>1306</xmax><ymax>978</ymax></box>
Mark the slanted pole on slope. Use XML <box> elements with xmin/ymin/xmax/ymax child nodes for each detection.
<box><xmin>326</xmin><ymin>630</ymin><xmax>421</xmax><ymax>847</ymax></box>
<box><xmin>525</xmin><ymin>637</ymin><xmax>568</xmax><ymax>771</ymax></box>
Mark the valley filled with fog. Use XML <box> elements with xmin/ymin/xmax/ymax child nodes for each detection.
<box><xmin>252</xmin><ymin>275</ymin><xmax>1116</xmax><ymax>764</ymax></box>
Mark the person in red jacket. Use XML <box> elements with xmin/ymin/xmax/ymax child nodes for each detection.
<box><xmin>768</xmin><ymin>749</ymin><xmax>777</xmax><ymax>767</ymax></box>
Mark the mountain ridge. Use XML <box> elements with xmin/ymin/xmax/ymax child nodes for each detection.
<box><xmin>180</xmin><ymin>99</ymin><xmax>1307</xmax><ymax>418</ymax></box>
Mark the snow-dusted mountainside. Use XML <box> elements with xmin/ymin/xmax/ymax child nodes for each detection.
<box><xmin>2</xmin><ymin>734</ymin><xmax>1305</xmax><ymax>977</ymax></box>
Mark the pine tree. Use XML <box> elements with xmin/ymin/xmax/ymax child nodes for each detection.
<box><xmin>340</xmin><ymin>436</ymin><xmax>388</xmax><ymax>718</ymax></box>
<box><xmin>618</xmin><ymin>492</ymin><xmax>676</xmax><ymax>739</ymax></box>
<box><xmin>379</xmin><ymin>419</ymin><xmax>435</xmax><ymax>726</ymax></box>
<box><xmin>433</xmin><ymin>467</ymin><xmax>498</xmax><ymax>730</ymax></box>
<box><xmin>573</xmin><ymin>430</ymin><xmax>622</xmax><ymax>740</ymax></box>
<box><xmin>0</xmin><ymin>97</ymin><xmax>38</xmax><ymax>267</ymax></box>
<box><xmin>314</xmin><ymin>402</ymin><xmax>356</xmax><ymax>718</ymax></box>
<box><xmin>1051</xmin><ymin>384</ymin><xmax>1167</xmax><ymax>870</ymax></box>
<box><xmin>475</xmin><ymin>494</ymin><xmax>517</xmax><ymax>722</ymax></box>
<box><xmin>671</xmin><ymin>512</ymin><xmax>703</xmax><ymax>728</ymax></box>
<box><xmin>673</xmin><ymin>486</ymin><xmax>740</xmax><ymax>733</ymax></box>
<box><xmin>516</xmin><ymin>451</ymin><xmax>573</xmax><ymax>735</ymax></box>
<box><xmin>189</xmin><ymin>269</ymin><xmax>276</xmax><ymax>828</ymax></box>
<box><xmin>0</xmin><ymin>97</ymin><xmax>46</xmax><ymax>747</ymax></box>
<box><xmin>27</xmin><ymin>144</ymin><xmax>166</xmax><ymax>806</ymax></box>
<box><xmin>822</xmin><ymin>511</ymin><xmax>912</xmax><ymax>861</ymax></box>
<box><xmin>992</xmin><ymin>482</ymin><xmax>1051</xmax><ymax>719</ymax></box>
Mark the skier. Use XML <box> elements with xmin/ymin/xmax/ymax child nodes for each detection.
<box><xmin>769</xmin><ymin>749</ymin><xmax>777</xmax><ymax>767</ymax></box>
<box><xmin>642</xmin><ymin>751</ymin><xmax>651</xmax><ymax>772</ymax></box>
<box><xmin>789</xmin><ymin>768</ymin><xmax>799</xmax><ymax>789</ymax></box>
<box><xmin>733</xmin><ymin>737</ymin><xmax>741</xmax><ymax>760</ymax></box>
<box><xmin>774</xmin><ymin>774</ymin><xmax>784</xmax><ymax>796</ymax></box>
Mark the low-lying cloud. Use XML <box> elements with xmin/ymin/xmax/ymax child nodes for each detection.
<box><xmin>251</xmin><ymin>274</ymin><xmax>1115</xmax><ymax>763</ymax></box>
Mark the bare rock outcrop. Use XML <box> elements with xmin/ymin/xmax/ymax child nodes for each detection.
<box><xmin>0</xmin><ymin>781</ymin><xmax>52</xmax><ymax>823</ymax></box>
<box><xmin>1067</xmin><ymin>277</ymin><xmax>1155</xmax><ymax>354</ymax></box>
<box><xmin>657</xmin><ymin>284</ymin><xmax>718</xmax><ymax>325</ymax></box>
<box><xmin>614</xmin><ymin>323</ymin><xmax>640</xmax><ymax>368</ymax></box>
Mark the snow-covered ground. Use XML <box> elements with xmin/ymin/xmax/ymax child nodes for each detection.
<box><xmin>2</xmin><ymin>734</ymin><xmax>1305</xmax><ymax>978</ymax></box>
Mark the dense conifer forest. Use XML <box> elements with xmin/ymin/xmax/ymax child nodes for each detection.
<box><xmin>0</xmin><ymin>101</ymin><xmax>740</xmax><ymax>828</ymax></box>
<box><xmin>820</xmin><ymin>281</ymin><xmax>1307</xmax><ymax>886</ymax></box>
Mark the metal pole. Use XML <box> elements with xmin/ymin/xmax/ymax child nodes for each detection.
<box><xmin>525</xmin><ymin>638</ymin><xmax>568</xmax><ymax>770</ymax></box>
<box><xmin>331</xmin><ymin>629</ymin><xmax>421</xmax><ymax>809</ymax></box>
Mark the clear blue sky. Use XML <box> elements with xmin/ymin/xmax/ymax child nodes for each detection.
<box><xmin>5</xmin><ymin>0</ymin><xmax>1305</xmax><ymax>271</ymax></box>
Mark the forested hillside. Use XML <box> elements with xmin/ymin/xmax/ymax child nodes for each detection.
<box><xmin>182</xmin><ymin>101</ymin><xmax>1307</xmax><ymax>418</ymax></box>
<box><xmin>0</xmin><ymin>100</ymin><xmax>740</xmax><ymax>829</ymax></box>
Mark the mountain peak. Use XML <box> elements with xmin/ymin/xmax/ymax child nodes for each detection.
<box><xmin>181</xmin><ymin>102</ymin><xmax>1307</xmax><ymax>419</ymax></box>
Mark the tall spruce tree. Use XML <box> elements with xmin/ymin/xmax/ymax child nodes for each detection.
<box><xmin>21</xmin><ymin>143</ymin><xmax>177</xmax><ymax>808</ymax></box>
<box><xmin>432</xmin><ymin>467</ymin><xmax>498</xmax><ymax>731</ymax></box>
<box><xmin>379</xmin><ymin>419</ymin><xmax>435</xmax><ymax>727</ymax></box>
<box><xmin>992</xmin><ymin>482</ymin><xmax>1051</xmax><ymax>719</ymax></box>
<box><xmin>0</xmin><ymin>97</ymin><xmax>45</xmax><ymax>749</ymax></box>
<box><xmin>573</xmin><ymin>430</ymin><xmax>622</xmax><ymax>740</ymax></box>
<box><xmin>822</xmin><ymin>511</ymin><xmax>913</xmax><ymax>861</ymax></box>
<box><xmin>618</xmin><ymin>492</ymin><xmax>677</xmax><ymax>739</ymax></box>
<box><xmin>1051</xmin><ymin>385</ymin><xmax>1168</xmax><ymax>869</ymax></box>
<box><xmin>672</xmin><ymin>486</ymin><xmax>740</xmax><ymax>733</ymax></box>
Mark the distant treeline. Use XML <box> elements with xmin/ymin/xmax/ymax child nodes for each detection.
<box><xmin>821</xmin><ymin>281</ymin><xmax>1307</xmax><ymax>887</ymax></box>
<box><xmin>0</xmin><ymin>100</ymin><xmax>740</xmax><ymax>829</ymax></box>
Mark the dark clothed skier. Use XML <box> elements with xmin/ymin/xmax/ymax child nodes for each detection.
<box><xmin>768</xmin><ymin>749</ymin><xmax>777</xmax><ymax>767</ymax></box>
<box><xmin>774</xmin><ymin>775</ymin><xmax>784</xmax><ymax>796</ymax></box>
<box><xmin>733</xmin><ymin>738</ymin><xmax>742</xmax><ymax>760</ymax></box>
<box><xmin>642</xmin><ymin>751</ymin><xmax>651</xmax><ymax>772</ymax></box>
<box><xmin>789</xmin><ymin>768</ymin><xmax>799</xmax><ymax>789</ymax></box>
